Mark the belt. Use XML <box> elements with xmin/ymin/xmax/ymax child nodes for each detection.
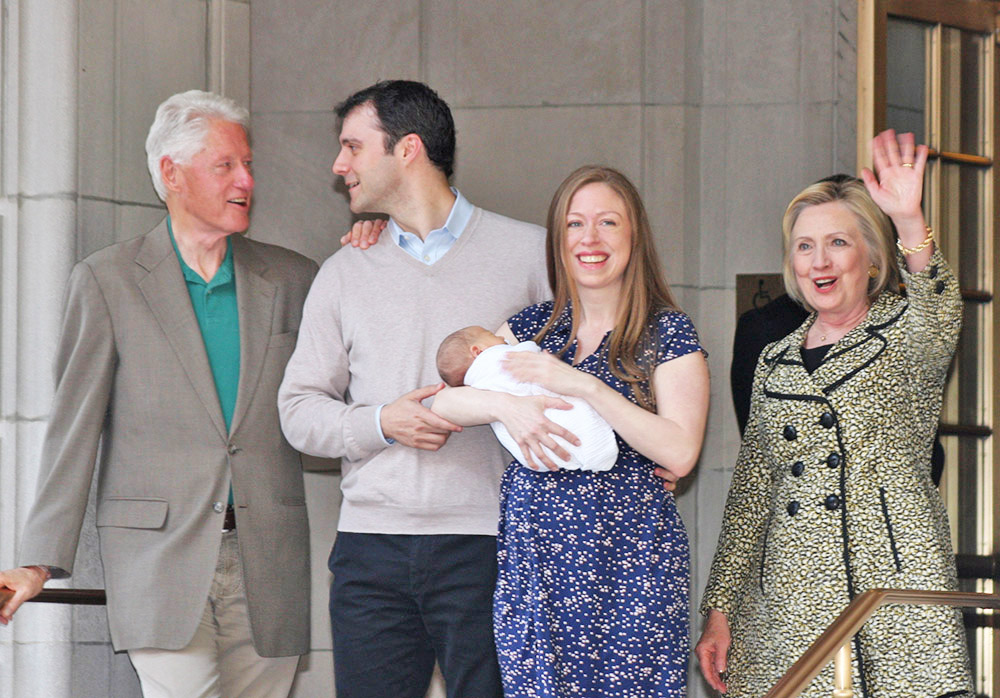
<box><xmin>222</xmin><ymin>505</ymin><xmax>237</xmax><ymax>532</ymax></box>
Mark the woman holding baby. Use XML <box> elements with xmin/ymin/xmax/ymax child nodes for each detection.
<box><xmin>433</xmin><ymin>165</ymin><xmax>709</xmax><ymax>697</ymax></box>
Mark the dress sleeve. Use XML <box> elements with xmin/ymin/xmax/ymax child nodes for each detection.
<box><xmin>507</xmin><ymin>301</ymin><xmax>552</xmax><ymax>343</ymax></box>
<box><xmin>654</xmin><ymin>310</ymin><xmax>708</xmax><ymax>366</ymax></box>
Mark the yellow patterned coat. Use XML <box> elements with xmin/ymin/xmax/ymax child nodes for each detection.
<box><xmin>701</xmin><ymin>249</ymin><xmax>973</xmax><ymax>698</ymax></box>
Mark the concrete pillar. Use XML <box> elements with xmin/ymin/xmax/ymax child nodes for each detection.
<box><xmin>2</xmin><ymin>0</ymin><xmax>79</xmax><ymax>695</ymax></box>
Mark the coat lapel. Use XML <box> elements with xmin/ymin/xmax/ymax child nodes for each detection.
<box><xmin>761</xmin><ymin>293</ymin><xmax>905</xmax><ymax>399</ymax></box>
<box><xmin>135</xmin><ymin>221</ymin><xmax>228</xmax><ymax>440</ymax></box>
<box><xmin>229</xmin><ymin>235</ymin><xmax>276</xmax><ymax>436</ymax></box>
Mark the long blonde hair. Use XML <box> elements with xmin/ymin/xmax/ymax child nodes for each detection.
<box><xmin>534</xmin><ymin>166</ymin><xmax>678</xmax><ymax>411</ymax></box>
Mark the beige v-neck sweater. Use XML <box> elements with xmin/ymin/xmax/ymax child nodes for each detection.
<box><xmin>279</xmin><ymin>207</ymin><xmax>549</xmax><ymax>535</ymax></box>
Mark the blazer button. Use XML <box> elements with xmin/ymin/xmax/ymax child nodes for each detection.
<box><xmin>791</xmin><ymin>461</ymin><xmax>804</xmax><ymax>477</ymax></box>
<box><xmin>824</xmin><ymin>494</ymin><xmax>840</xmax><ymax>510</ymax></box>
<box><xmin>826</xmin><ymin>453</ymin><xmax>841</xmax><ymax>468</ymax></box>
<box><xmin>928</xmin><ymin>264</ymin><xmax>938</xmax><ymax>279</ymax></box>
<box><xmin>819</xmin><ymin>412</ymin><xmax>835</xmax><ymax>429</ymax></box>
<box><xmin>213</xmin><ymin>501</ymin><xmax>225</xmax><ymax>514</ymax></box>
<box><xmin>935</xmin><ymin>281</ymin><xmax>946</xmax><ymax>294</ymax></box>
<box><xmin>787</xmin><ymin>501</ymin><xmax>800</xmax><ymax>516</ymax></box>
<box><xmin>783</xmin><ymin>424</ymin><xmax>798</xmax><ymax>441</ymax></box>
<box><xmin>228</xmin><ymin>444</ymin><xmax>240</xmax><ymax>455</ymax></box>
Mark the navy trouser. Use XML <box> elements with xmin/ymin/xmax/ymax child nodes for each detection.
<box><xmin>329</xmin><ymin>532</ymin><xmax>502</xmax><ymax>698</ymax></box>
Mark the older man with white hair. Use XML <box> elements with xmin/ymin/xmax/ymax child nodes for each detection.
<box><xmin>0</xmin><ymin>90</ymin><xmax>316</xmax><ymax>697</ymax></box>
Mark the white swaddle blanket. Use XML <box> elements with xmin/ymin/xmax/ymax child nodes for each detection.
<box><xmin>464</xmin><ymin>341</ymin><xmax>618</xmax><ymax>471</ymax></box>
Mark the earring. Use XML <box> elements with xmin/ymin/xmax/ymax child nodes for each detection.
<box><xmin>868</xmin><ymin>264</ymin><xmax>879</xmax><ymax>279</ymax></box>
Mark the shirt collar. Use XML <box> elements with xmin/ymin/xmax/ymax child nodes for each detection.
<box><xmin>167</xmin><ymin>215</ymin><xmax>234</xmax><ymax>288</ymax></box>
<box><xmin>387</xmin><ymin>188</ymin><xmax>473</xmax><ymax>246</ymax></box>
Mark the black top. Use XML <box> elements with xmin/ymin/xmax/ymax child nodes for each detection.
<box><xmin>800</xmin><ymin>343</ymin><xmax>833</xmax><ymax>373</ymax></box>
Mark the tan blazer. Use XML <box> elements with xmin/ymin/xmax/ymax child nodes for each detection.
<box><xmin>18</xmin><ymin>220</ymin><xmax>318</xmax><ymax>656</ymax></box>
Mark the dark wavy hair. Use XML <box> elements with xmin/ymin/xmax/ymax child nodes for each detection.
<box><xmin>336</xmin><ymin>80</ymin><xmax>456</xmax><ymax>178</ymax></box>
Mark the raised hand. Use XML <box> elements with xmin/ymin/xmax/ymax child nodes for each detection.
<box><xmin>860</xmin><ymin>129</ymin><xmax>927</xmax><ymax>222</ymax></box>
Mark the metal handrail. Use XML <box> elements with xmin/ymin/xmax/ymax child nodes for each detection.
<box><xmin>764</xmin><ymin>589</ymin><xmax>1000</xmax><ymax>698</ymax></box>
<box><xmin>0</xmin><ymin>587</ymin><xmax>106</xmax><ymax>606</ymax></box>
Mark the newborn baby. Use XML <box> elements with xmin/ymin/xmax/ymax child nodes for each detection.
<box><xmin>436</xmin><ymin>326</ymin><xmax>618</xmax><ymax>471</ymax></box>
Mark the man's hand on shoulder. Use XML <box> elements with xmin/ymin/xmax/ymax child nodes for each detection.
<box><xmin>381</xmin><ymin>384</ymin><xmax>463</xmax><ymax>451</ymax></box>
<box><xmin>0</xmin><ymin>566</ymin><xmax>49</xmax><ymax>625</ymax></box>
<box><xmin>340</xmin><ymin>219</ymin><xmax>387</xmax><ymax>249</ymax></box>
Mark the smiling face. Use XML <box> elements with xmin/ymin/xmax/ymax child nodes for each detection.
<box><xmin>332</xmin><ymin>104</ymin><xmax>403</xmax><ymax>214</ymax></box>
<box><xmin>166</xmin><ymin>119</ymin><xmax>253</xmax><ymax>236</ymax></box>
<box><xmin>791</xmin><ymin>201</ymin><xmax>872</xmax><ymax>321</ymax></box>
<box><xmin>562</xmin><ymin>182</ymin><xmax>633</xmax><ymax>296</ymax></box>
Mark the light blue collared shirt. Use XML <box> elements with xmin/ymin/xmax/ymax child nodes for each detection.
<box><xmin>375</xmin><ymin>189</ymin><xmax>475</xmax><ymax>445</ymax></box>
<box><xmin>386</xmin><ymin>188</ymin><xmax>474</xmax><ymax>265</ymax></box>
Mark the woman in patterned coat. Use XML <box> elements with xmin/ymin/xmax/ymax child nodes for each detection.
<box><xmin>695</xmin><ymin>130</ymin><xmax>973</xmax><ymax>698</ymax></box>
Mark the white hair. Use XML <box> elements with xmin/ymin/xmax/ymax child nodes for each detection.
<box><xmin>145</xmin><ymin>90</ymin><xmax>249</xmax><ymax>201</ymax></box>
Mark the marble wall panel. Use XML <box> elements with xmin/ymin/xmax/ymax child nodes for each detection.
<box><xmin>251</xmin><ymin>0</ymin><xmax>420</xmax><ymax>114</ymax></box>
<box><xmin>696</xmin><ymin>106</ymin><xmax>727</xmax><ymax>272</ymax></box>
<box><xmin>303</xmin><ymin>470</ymin><xmax>339</xmax><ymax>649</ymax></box>
<box><xmin>642</xmin><ymin>106</ymin><xmax>688</xmax><ymax>287</ymax></box>
<box><xmin>699</xmin><ymin>0</ymin><xmax>729</xmax><ymax>106</ymax></box>
<box><xmin>249</xmin><ymin>111</ymin><xmax>351</xmax><ymax>264</ymax></box>
<box><xmin>289</xmin><ymin>650</ymin><xmax>333</xmax><ymax>696</ymax></box>
<box><xmin>644</xmin><ymin>0</ymin><xmax>688</xmax><ymax>106</ymax></box>
<box><xmin>802</xmin><ymin>0</ymin><xmax>836</xmax><ymax>104</ymax></box>
<box><xmin>725</xmin><ymin>0</ymin><xmax>800</xmax><ymax>105</ymax></box>
<box><xmin>70</xmin><ymin>643</ymin><xmax>140</xmax><ymax>698</ymax></box>
<box><xmin>426</xmin><ymin>0</ymin><xmax>641</xmax><ymax>108</ymax></box>
<box><xmin>220</xmin><ymin>0</ymin><xmax>251</xmax><ymax>108</ymax></box>
<box><xmin>77</xmin><ymin>198</ymin><xmax>116</xmax><ymax>261</ymax></box>
<box><xmin>451</xmin><ymin>105</ymin><xmax>642</xmax><ymax>227</ymax></box>
<box><xmin>117</xmin><ymin>203</ymin><xmax>169</xmax><ymax>247</ymax></box>
<box><xmin>78</xmin><ymin>0</ymin><xmax>117</xmax><ymax>200</ymax></box>
<box><xmin>116</xmin><ymin>0</ymin><xmax>207</xmax><ymax>205</ymax></box>
<box><xmin>13</xmin><ymin>642</ymin><xmax>72</xmax><ymax>696</ymax></box>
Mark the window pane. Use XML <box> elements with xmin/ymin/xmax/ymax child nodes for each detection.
<box><xmin>941</xmin><ymin>28</ymin><xmax>985</xmax><ymax>155</ymax></box>
<box><xmin>939</xmin><ymin>162</ymin><xmax>985</xmax><ymax>290</ymax></box>
<box><xmin>886</xmin><ymin>18</ymin><xmax>927</xmax><ymax>143</ymax></box>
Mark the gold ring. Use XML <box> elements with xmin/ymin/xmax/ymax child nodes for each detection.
<box><xmin>901</xmin><ymin>162</ymin><xmax>914</xmax><ymax>168</ymax></box>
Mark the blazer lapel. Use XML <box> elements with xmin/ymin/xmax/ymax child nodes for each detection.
<box><xmin>809</xmin><ymin>293</ymin><xmax>902</xmax><ymax>395</ymax></box>
<box><xmin>760</xmin><ymin>321</ymin><xmax>825</xmax><ymax>403</ymax></box>
<box><xmin>136</xmin><ymin>221</ymin><xmax>228</xmax><ymax>441</ymax></box>
<box><xmin>229</xmin><ymin>235</ymin><xmax>276</xmax><ymax>436</ymax></box>
<box><xmin>760</xmin><ymin>293</ymin><xmax>904</xmax><ymax>399</ymax></box>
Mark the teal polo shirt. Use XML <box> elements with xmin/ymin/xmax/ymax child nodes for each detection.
<box><xmin>168</xmin><ymin>218</ymin><xmax>240</xmax><ymax>504</ymax></box>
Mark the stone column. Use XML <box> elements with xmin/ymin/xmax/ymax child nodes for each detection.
<box><xmin>1</xmin><ymin>0</ymin><xmax>79</xmax><ymax>695</ymax></box>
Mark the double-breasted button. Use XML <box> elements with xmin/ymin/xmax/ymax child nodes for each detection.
<box><xmin>791</xmin><ymin>461</ymin><xmax>804</xmax><ymax>477</ymax></box>
<box><xmin>935</xmin><ymin>281</ymin><xmax>946</xmax><ymax>295</ymax></box>
<box><xmin>826</xmin><ymin>452</ymin><xmax>841</xmax><ymax>468</ymax></box>
<box><xmin>787</xmin><ymin>501</ymin><xmax>800</xmax><ymax>516</ymax></box>
<box><xmin>819</xmin><ymin>412</ymin><xmax>835</xmax><ymax>429</ymax></box>
<box><xmin>213</xmin><ymin>501</ymin><xmax>225</xmax><ymax>514</ymax></box>
<box><xmin>783</xmin><ymin>424</ymin><xmax>797</xmax><ymax>441</ymax></box>
<box><xmin>824</xmin><ymin>494</ymin><xmax>840</xmax><ymax>510</ymax></box>
<box><xmin>227</xmin><ymin>444</ymin><xmax>240</xmax><ymax>455</ymax></box>
<box><xmin>928</xmin><ymin>264</ymin><xmax>939</xmax><ymax>279</ymax></box>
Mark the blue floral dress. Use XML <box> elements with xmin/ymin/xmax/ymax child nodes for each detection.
<box><xmin>494</xmin><ymin>301</ymin><xmax>704</xmax><ymax>698</ymax></box>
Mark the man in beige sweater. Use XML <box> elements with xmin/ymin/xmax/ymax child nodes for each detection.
<box><xmin>278</xmin><ymin>81</ymin><xmax>552</xmax><ymax>697</ymax></box>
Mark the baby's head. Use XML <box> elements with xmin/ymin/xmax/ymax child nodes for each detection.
<box><xmin>436</xmin><ymin>326</ymin><xmax>506</xmax><ymax>386</ymax></box>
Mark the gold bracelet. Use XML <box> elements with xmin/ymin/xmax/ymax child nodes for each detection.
<box><xmin>896</xmin><ymin>225</ymin><xmax>935</xmax><ymax>255</ymax></box>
